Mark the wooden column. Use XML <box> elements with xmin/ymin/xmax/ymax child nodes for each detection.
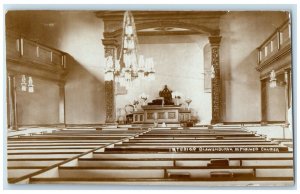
<box><xmin>7</xmin><ymin>76</ymin><xmax>11</xmax><ymax>129</ymax></box>
<box><xmin>209</xmin><ymin>36</ymin><xmax>222</xmax><ymax>124</ymax></box>
<box><xmin>102</xmin><ymin>38</ymin><xmax>118</xmax><ymax>123</ymax></box>
<box><xmin>8</xmin><ymin>74</ymin><xmax>18</xmax><ymax>130</ymax></box>
<box><xmin>260</xmin><ymin>79</ymin><xmax>268</xmax><ymax>125</ymax></box>
<box><xmin>58</xmin><ymin>82</ymin><xmax>66</xmax><ymax>127</ymax></box>
<box><xmin>284</xmin><ymin>70</ymin><xmax>290</xmax><ymax>127</ymax></box>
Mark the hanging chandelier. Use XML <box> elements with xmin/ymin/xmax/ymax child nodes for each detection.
<box><xmin>104</xmin><ymin>11</ymin><xmax>155</xmax><ymax>88</ymax></box>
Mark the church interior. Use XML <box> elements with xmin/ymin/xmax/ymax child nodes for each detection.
<box><xmin>5</xmin><ymin>10</ymin><xmax>293</xmax><ymax>186</ymax></box>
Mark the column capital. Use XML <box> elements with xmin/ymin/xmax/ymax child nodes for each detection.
<box><xmin>7</xmin><ymin>72</ymin><xmax>16</xmax><ymax>77</ymax></box>
<box><xmin>102</xmin><ymin>38</ymin><xmax>119</xmax><ymax>47</ymax></box>
<box><xmin>209</xmin><ymin>36</ymin><xmax>222</xmax><ymax>46</ymax></box>
<box><xmin>57</xmin><ymin>81</ymin><xmax>66</xmax><ymax>88</ymax></box>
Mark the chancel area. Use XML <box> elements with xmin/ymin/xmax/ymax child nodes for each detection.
<box><xmin>5</xmin><ymin>10</ymin><xmax>294</xmax><ymax>186</ymax></box>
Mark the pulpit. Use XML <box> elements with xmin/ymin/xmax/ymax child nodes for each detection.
<box><xmin>132</xmin><ymin>85</ymin><xmax>191</xmax><ymax>124</ymax></box>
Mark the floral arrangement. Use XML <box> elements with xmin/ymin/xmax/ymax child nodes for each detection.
<box><xmin>139</xmin><ymin>93</ymin><xmax>149</xmax><ymax>101</ymax></box>
<box><xmin>172</xmin><ymin>91</ymin><xmax>181</xmax><ymax>99</ymax></box>
<box><xmin>133</xmin><ymin>99</ymin><xmax>139</xmax><ymax>106</ymax></box>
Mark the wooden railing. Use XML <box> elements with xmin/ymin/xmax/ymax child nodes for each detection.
<box><xmin>257</xmin><ymin>19</ymin><xmax>291</xmax><ymax>65</ymax></box>
<box><xmin>6</xmin><ymin>31</ymin><xmax>67</xmax><ymax>69</ymax></box>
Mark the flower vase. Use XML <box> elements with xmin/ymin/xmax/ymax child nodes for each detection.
<box><xmin>142</xmin><ymin>100</ymin><xmax>147</xmax><ymax>106</ymax></box>
<box><xmin>175</xmin><ymin>98</ymin><xmax>179</xmax><ymax>106</ymax></box>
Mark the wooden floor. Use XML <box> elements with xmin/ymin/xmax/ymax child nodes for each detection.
<box><xmin>6</xmin><ymin>126</ymin><xmax>294</xmax><ymax>186</ymax></box>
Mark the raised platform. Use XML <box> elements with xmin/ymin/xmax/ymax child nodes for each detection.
<box><xmin>133</xmin><ymin>105</ymin><xmax>191</xmax><ymax>124</ymax></box>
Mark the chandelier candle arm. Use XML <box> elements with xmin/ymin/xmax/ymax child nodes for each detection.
<box><xmin>21</xmin><ymin>75</ymin><xmax>27</xmax><ymax>91</ymax></box>
<box><xmin>20</xmin><ymin>75</ymin><xmax>34</xmax><ymax>93</ymax></box>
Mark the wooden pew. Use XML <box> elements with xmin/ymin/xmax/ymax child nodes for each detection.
<box><xmin>77</xmin><ymin>157</ymin><xmax>293</xmax><ymax>168</ymax></box>
<box><xmin>7</xmin><ymin>128</ymin><xmax>149</xmax><ymax>184</ymax></box>
<box><xmin>7</xmin><ymin>127</ymin><xmax>294</xmax><ymax>186</ymax></box>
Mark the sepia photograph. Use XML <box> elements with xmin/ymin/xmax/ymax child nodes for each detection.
<box><xmin>3</xmin><ymin>5</ymin><xmax>295</xmax><ymax>188</ymax></box>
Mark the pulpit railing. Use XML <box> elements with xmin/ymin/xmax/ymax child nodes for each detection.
<box><xmin>257</xmin><ymin>19</ymin><xmax>291</xmax><ymax>65</ymax></box>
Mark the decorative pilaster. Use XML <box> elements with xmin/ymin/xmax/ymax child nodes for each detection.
<box><xmin>8</xmin><ymin>74</ymin><xmax>18</xmax><ymax>130</ymax></box>
<box><xmin>102</xmin><ymin>38</ymin><xmax>119</xmax><ymax>123</ymax></box>
<box><xmin>209</xmin><ymin>36</ymin><xmax>222</xmax><ymax>124</ymax></box>
<box><xmin>260</xmin><ymin>79</ymin><xmax>267</xmax><ymax>125</ymax></box>
<box><xmin>104</xmin><ymin>80</ymin><xmax>115</xmax><ymax>123</ymax></box>
<box><xmin>284</xmin><ymin>70</ymin><xmax>291</xmax><ymax>127</ymax></box>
